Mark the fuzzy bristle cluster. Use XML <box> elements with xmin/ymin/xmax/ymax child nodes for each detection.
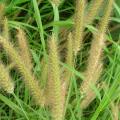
<box><xmin>17</xmin><ymin>28</ymin><xmax>33</xmax><ymax>72</ymax></box>
<box><xmin>47</xmin><ymin>35</ymin><xmax>63</xmax><ymax>120</ymax></box>
<box><xmin>73</xmin><ymin>0</ymin><xmax>85</xmax><ymax>56</ymax></box>
<box><xmin>80</xmin><ymin>0</ymin><xmax>114</xmax><ymax>109</ymax></box>
<box><xmin>85</xmin><ymin>0</ymin><xmax>104</xmax><ymax>25</ymax></box>
<box><xmin>0</xmin><ymin>36</ymin><xmax>45</xmax><ymax>106</ymax></box>
<box><xmin>80</xmin><ymin>63</ymin><xmax>103</xmax><ymax>109</ymax></box>
<box><xmin>99</xmin><ymin>0</ymin><xmax>114</xmax><ymax>33</ymax></box>
<box><xmin>2</xmin><ymin>18</ymin><xmax>9</xmax><ymax>40</ymax></box>
<box><xmin>0</xmin><ymin>0</ymin><xmax>115</xmax><ymax>119</ymax></box>
<box><xmin>0</xmin><ymin>62</ymin><xmax>14</xmax><ymax>93</ymax></box>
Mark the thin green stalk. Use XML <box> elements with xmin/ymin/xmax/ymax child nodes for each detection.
<box><xmin>51</xmin><ymin>1</ymin><xmax>60</xmax><ymax>40</ymax></box>
<box><xmin>32</xmin><ymin>0</ymin><xmax>47</xmax><ymax>61</ymax></box>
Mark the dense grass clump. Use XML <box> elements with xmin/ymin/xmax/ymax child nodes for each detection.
<box><xmin>0</xmin><ymin>0</ymin><xmax>120</xmax><ymax>120</ymax></box>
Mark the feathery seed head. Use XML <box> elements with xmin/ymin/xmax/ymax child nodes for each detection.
<box><xmin>86</xmin><ymin>33</ymin><xmax>105</xmax><ymax>74</ymax></box>
<box><xmin>80</xmin><ymin>63</ymin><xmax>103</xmax><ymax>109</ymax></box>
<box><xmin>47</xmin><ymin>34</ymin><xmax>63</xmax><ymax>120</ymax></box>
<box><xmin>2</xmin><ymin>17</ymin><xmax>9</xmax><ymax>40</ymax></box>
<box><xmin>63</xmin><ymin>32</ymin><xmax>73</xmax><ymax>88</ymax></box>
<box><xmin>73</xmin><ymin>0</ymin><xmax>85</xmax><ymax>56</ymax></box>
<box><xmin>66</xmin><ymin>32</ymin><xmax>73</xmax><ymax>67</ymax></box>
<box><xmin>60</xmin><ymin>32</ymin><xmax>74</xmax><ymax>114</ymax></box>
<box><xmin>81</xmin><ymin>0</ymin><xmax>114</xmax><ymax>94</ymax></box>
<box><xmin>0</xmin><ymin>36</ymin><xmax>45</xmax><ymax>106</ymax></box>
<box><xmin>17</xmin><ymin>28</ymin><xmax>33</xmax><ymax>71</ymax></box>
<box><xmin>79</xmin><ymin>0</ymin><xmax>114</xmax><ymax>95</ymax></box>
<box><xmin>98</xmin><ymin>0</ymin><xmax>114</xmax><ymax>34</ymax></box>
<box><xmin>0</xmin><ymin>62</ymin><xmax>14</xmax><ymax>93</ymax></box>
<box><xmin>85</xmin><ymin>0</ymin><xmax>104</xmax><ymax>25</ymax></box>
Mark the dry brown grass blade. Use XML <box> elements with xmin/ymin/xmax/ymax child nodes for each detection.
<box><xmin>2</xmin><ymin>17</ymin><xmax>9</xmax><ymax>40</ymax></box>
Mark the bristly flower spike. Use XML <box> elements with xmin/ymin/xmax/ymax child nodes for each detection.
<box><xmin>99</xmin><ymin>0</ymin><xmax>114</xmax><ymax>34</ymax></box>
<box><xmin>80</xmin><ymin>0</ymin><xmax>114</xmax><ymax>109</ymax></box>
<box><xmin>85</xmin><ymin>0</ymin><xmax>104</xmax><ymax>25</ymax></box>
<box><xmin>17</xmin><ymin>28</ymin><xmax>33</xmax><ymax>72</ymax></box>
<box><xmin>73</xmin><ymin>0</ymin><xmax>85</xmax><ymax>56</ymax></box>
<box><xmin>0</xmin><ymin>62</ymin><xmax>14</xmax><ymax>93</ymax></box>
<box><xmin>2</xmin><ymin>17</ymin><xmax>9</xmax><ymax>40</ymax></box>
<box><xmin>0</xmin><ymin>36</ymin><xmax>45</xmax><ymax>106</ymax></box>
<box><xmin>80</xmin><ymin>63</ymin><xmax>103</xmax><ymax>109</ymax></box>
<box><xmin>47</xmin><ymin>34</ymin><xmax>63</xmax><ymax>120</ymax></box>
<box><xmin>62</xmin><ymin>32</ymin><xmax>73</xmax><ymax>92</ymax></box>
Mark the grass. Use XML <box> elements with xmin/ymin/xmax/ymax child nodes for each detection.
<box><xmin>0</xmin><ymin>0</ymin><xmax>120</xmax><ymax>120</ymax></box>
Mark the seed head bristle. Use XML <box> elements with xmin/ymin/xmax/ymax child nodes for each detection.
<box><xmin>59</xmin><ymin>32</ymin><xmax>74</xmax><ymax>116</ymax></box>
<box><xmin>80</xmin><ymin>63</ymin><xmax>103</xmax><ymax>109</ymax></box>
<box><xmin>73</xmin><ymin>0</ymin><xmax>85</xmax><ymax>56</ymax></box>
<box><xmin>80</xmin><ymin>33</ymin><xmax>104</xmax><ymax>106</ymax></box>
<box><xmin>2</xmin><ymin>17</ymin><xmax>9</xmax><ymax>40</ymax></box>
<box><xmin>17</xmin><ymin>28</ymin><xmax>33</xmax><ymax>72</ymax></box>
<box><xmin>62</xmin><ymin>32</ymin><xmax>73</xmax><ymax>89</ymax></box>
<box><xmin>98</xmin><ymin>0</ymin><xmax>114</xmax><ymax>34</ymax></box>
<box><xmin>80</xmin><ymin>0</ymin><xmax>114</xmax><ymax>109</ymax></box>
<box><xmin>0</xmin><ymin>62</ymin><xmax>14</xmax><ymax>93</ymax></box>
<box><xmin>0</xmin><ymin>36</ymin><xmax>45</xmax><ymax>106</ymax></box>
<box><xmin>85</xmin><ymin>0</ymin><xmax>104</xmax><ymax>25</ymax></box>
<box><xmin>47</xmin><ymin>34</ymin><xmax>63</xmax><ymax>120</ymax></box>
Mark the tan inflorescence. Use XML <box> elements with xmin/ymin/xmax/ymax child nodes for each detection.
<box><xmin>47</xmin><ymin>34</ymin><xmax>63</xmax><ymax>120</ymax></box>
<box><xmin>73</xmin><ymin>0</ymin><xmax>85</xmax><ymax>56</ymax></box>
<box><xmin>0</xmin><ymin>0</ymin><xmax>115</xmax><ymax>119</ymax></box>
<box><xmin>0</xmin><ymin>62</ymin><xmax>14</xmax><ymax>93</ymax></box>
<box><xmin>80</xmin><ymin>0</ymin><xmax>114</xmax><ymax>109</ymax></box>
<box><xmin>17</xmin><ymin>28</ymin><xmax>33</xmax><ymax>72</ymax></box>
<box><xmin>0</xmin><ymin>36</ymin><xmax>45</xmax><ymax>106</ymax></box>
<box><xmin>85</xmin><ymin>0</ymin><xmax>104</xmax><ymax>25</ymax></box>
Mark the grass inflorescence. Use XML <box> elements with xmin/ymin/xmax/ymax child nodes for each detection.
<box><xmin>0</xmin><ymin>0</ymin><xmax>119</xmax><ymax>120</ymax></box>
